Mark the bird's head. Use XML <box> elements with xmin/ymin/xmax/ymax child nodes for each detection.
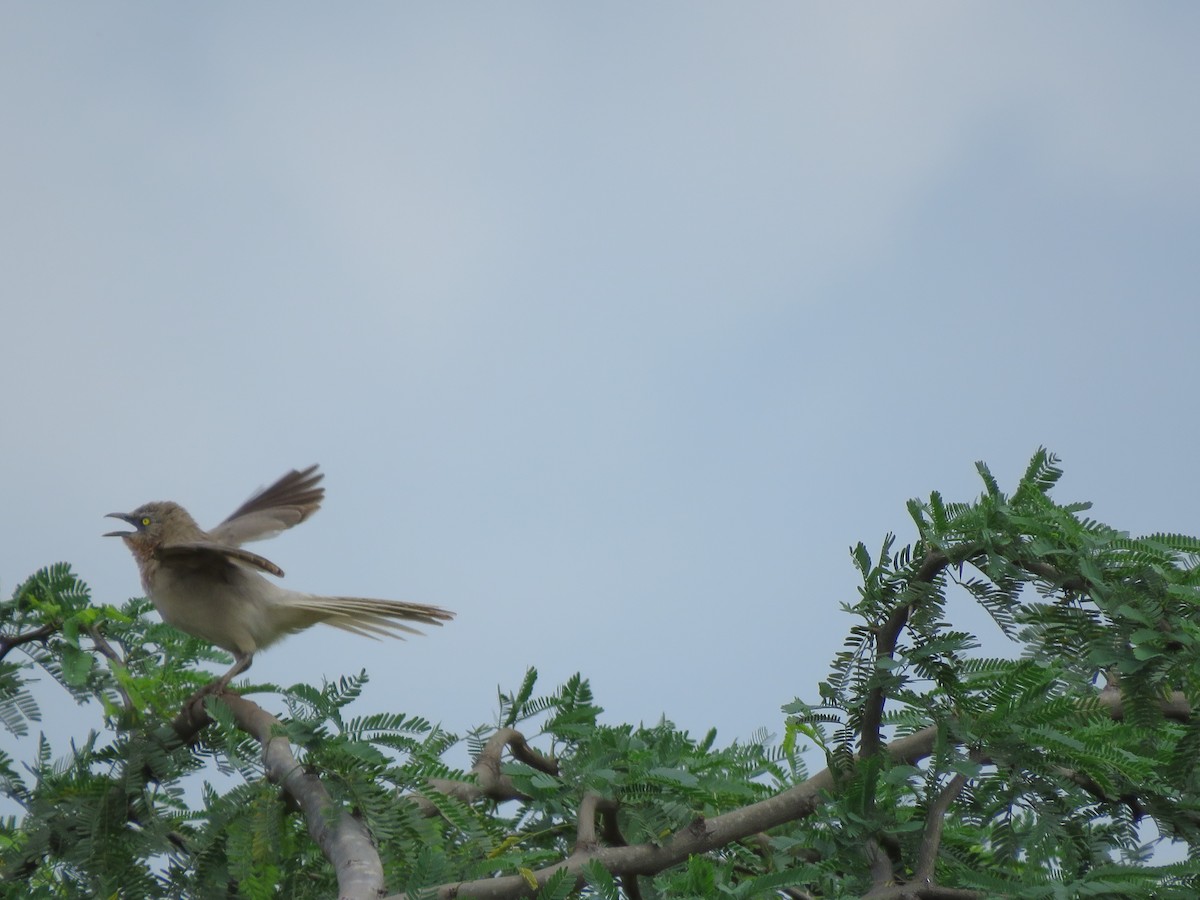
<box><xmin>105</xmin><ymin>502</ymin><xmax>202</xmax><ymax>553</ymax></box>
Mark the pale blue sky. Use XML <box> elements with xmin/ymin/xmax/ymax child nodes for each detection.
<box><xmin>2</xmin><ymin>5</ymin><xmax>1198</xmax><ymax>762</ymax></box>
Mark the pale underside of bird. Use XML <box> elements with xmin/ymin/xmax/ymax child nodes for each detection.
<box><xmin>105</xmin><ymin>465</ymin><xmax>453</xmax><ymax>693</ymax></box>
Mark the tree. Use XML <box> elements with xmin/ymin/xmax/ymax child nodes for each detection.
<box><xmin>3</xmin><ymin>449</ymin><xmax>1200</xmax><ymax>898</ymax></box>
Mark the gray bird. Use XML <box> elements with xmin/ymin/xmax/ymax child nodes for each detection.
<box><xmin>105</xmin><ymin>465</ymin><xmax>453</xmax><ymax>693</ymax></box>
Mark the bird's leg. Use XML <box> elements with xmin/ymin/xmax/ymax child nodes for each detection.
<box><xmin>212</xmin><ymin>652</ymin><xmax>254</xmax><ymax>694</ymax></box>
<box><xmin>182</xmin><ymin>653</ymin><xmax>254</xmax><ymax>715</ymax></box>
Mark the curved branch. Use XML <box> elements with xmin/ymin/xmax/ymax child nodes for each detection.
<box><xmin>575</xmin><ymin>792</ymin><xmax>628</xmax><ymax>851</ymax></box>
<box><xmin>859</xmin><ymin>549</ymin><xmax>956</xmax><ymax>759</ymax></box>
<box><xmin>471</xmin><ymin>726</ymin><xmax>559</xmax><ymax>785</ymax></box>
<box><xmin>411</xmin><ymin>727</ymin><xmax>560</xmax><ymax>816</ymax></box>
<box><xmin>861</xmin><ymin>542</ymin><xmax>1106</xmax><ymax>763</ymax></box>
<box><xmin>575</xmin><ymin>793</ymin><xmax>640</xmax><ymax>898</ymax></box>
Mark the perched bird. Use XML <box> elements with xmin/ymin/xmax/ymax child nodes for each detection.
<box><xmin>105</xmin><ymin>465</ymin><xmax>453</xmax><ymax>692</ymax></box>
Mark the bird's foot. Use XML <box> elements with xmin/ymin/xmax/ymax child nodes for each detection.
<box><xmin>182</xmin><ymin>679</ymin><xmax>237</xmax><ymax>717</ymax></box>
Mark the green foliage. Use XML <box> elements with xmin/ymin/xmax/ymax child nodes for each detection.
<box><xmin>785</xmin><ymin>448</ymin><xmax>1200</xmax><ymax>896</ymax></box>
<box><xmin>3</xmin><ymin>449</ymin><xmax>1200</xmax><ymax>897</ymax></box>
<box><xmin>0</xmin><ymin>571</ymin><xmax>801</xmax><ymax>898</ymax></box>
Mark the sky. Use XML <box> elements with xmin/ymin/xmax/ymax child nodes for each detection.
<box><xmin>1</xmin><ymin>4</ymin><xmax>1199</xmax><ymax>778</ymax></box>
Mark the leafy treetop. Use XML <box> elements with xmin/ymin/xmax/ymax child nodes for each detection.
<box><xmin>2</xmin><ymin>448</ymin><xmax>1200</xmax><ymax>898</ymax></box>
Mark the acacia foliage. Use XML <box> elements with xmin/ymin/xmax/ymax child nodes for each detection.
<box><xmin>2</xmin><ymin>449</ymin><xmax>1200</xmax><ymax>898</ymax></box>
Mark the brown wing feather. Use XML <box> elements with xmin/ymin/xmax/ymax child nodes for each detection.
<box><xmin>208</xmin><ymin>465</ymin><xmax>325</xmax><ymax>546</ymax></box>
<box><xmin>156</xmin><ymin>541</ymin><xmax>285</xmax><ymax>577</ymax></box>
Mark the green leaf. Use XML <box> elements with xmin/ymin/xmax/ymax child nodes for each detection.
<box><xmin>529</xmin><ymin>771</ymin><xmax>560</xmax><ymax>790</ymax></box>
<box><xmin>538</xmin><ymin>868</ymin><xmax>576</xmax><ymax>900</ymax></box>
<box><xmin>502</xmin><ymin>666</ymin><xmax>539</xmax><ymax>728</ymax></box>
<box><xmin>649</xmin><ymin>766</ymin><xmax>699</xmax><ymax>787</ymax></box>
<box><xmin>60</xmin><ymin>644</ymin><xmax>93</xmax><ymax>686</ymax></box>
<box><xmin>881</xmin><ymin>765</ymin><xmax>922</xmax><ymax>786</ymax></box>
<box><xmin>340</xmin><ymin>740</ymin><xmax>389</xmax><ymax>767</ymax></box>
<box><xmin>583</xmin><ymin>858</ymin><xmax>621</xmax><ymax>900</ymax></box>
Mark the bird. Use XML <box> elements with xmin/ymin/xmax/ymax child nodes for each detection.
<box><xmin>105</xmin><ymin>465</ymin><xmax>453</xmax><ymax>693</ymax></box>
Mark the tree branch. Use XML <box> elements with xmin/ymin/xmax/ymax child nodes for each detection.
<box><xmin>174</xmin><ymin>692</ymin><xmax>386</xmax><ymax>900</ymax></box>
<box><xmin>913</xmin><ymin>770</ymin><xmax>969</xmax><ymax>883</ymax></box>
<box><xmin>412</xmin><ymin>727</ymin><xmax>559</xmax><ymax>816</ymax></box>
<box><xmin>859</xmin><ymin>550</ymin><xmax>954</xmax><ymax>759</ymax></box>
<box><xmin>0</xmin><ymin>622</ymin><xmax>58</xmax><ymax>662</ymax></box>
<box><xmin>86</xmin><ymin>625</ymin><xmax>135</xmax><ymax>712</ymax></box>
<box><xmin>864</xmin><ymin>886</ymin><xmax>985</xmax><ymax>900</ymax></box>
<box><xmin>575</xmin><ymin>792</ymin><xmax>621</xmax><ymax>850</ymax></box>
<box><xmin>859</xmin><ymin>543</ymin><xmax>1101</xmax><ymax>763</ymax></box>
<box><xmin>575</xmin><ymin>793</ymin><xmax>640</xmax><ymax>898</ymax></box>
<box><xmin>865</xmin><ymin>835</ymin><xmax>898</xmax><ymax>891</ymax></box>
<box><xmin>1100</xmin><ymin>685</ymin><xmax>1190</xmax><ymax>721</ymax></box>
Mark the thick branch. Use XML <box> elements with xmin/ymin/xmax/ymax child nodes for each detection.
<box><xmin>865</xmin><ymin>836</ymin><xmax>898</xmax><ymax>890</ymax></box>
<box><xmin>1100</xmin><ymin>686</ymin><xmax>1190</xmax><ymax>721</ymax></box>
<box><xmin>864</xmin><ymin>887</ymin><xmax>985</xmax><ymax>900</ymax></box>
<box><xmin>575</xmin><ymin>792</ymin><xmax>619</xmax><ymax>850</ymax></box>
<box><xmin>176</xmin><ymin>692</ymin><xmax>385</xmax><ymax>900</ymax></box>
<box><xmin>576</xmin><ymin>793</ymin><xmax>639</xmax><ymax>898</ymax></box>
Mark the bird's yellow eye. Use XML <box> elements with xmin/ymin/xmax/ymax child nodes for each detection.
<box><xmin>140</xmin><ymin>517</ymin><xmax>151</xmax><ymax>527</ymax></box>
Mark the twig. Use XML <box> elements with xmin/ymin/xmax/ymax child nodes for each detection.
<box><xmin>86</xmin><ymin>626</ymin><xmax>134</xmax><ymax>712</ymax></box>
<box><xmin>0</xmin><ymin>623</ymin><xmax>58</xmax><ymax>662</ymax></box>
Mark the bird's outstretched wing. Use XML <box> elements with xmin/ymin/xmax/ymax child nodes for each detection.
<box><xmin>156</xmin><ymin>541</ymin><xmax>286</xmax><ymax>577</ymax></box>
<box><xmin>208</xmin><ymin>465</ymin><xmax>325</xmax><ymax>546</ymax></box>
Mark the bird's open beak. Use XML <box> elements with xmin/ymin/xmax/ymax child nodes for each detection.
<box><xmin>104</xmin><ymin>512</ymin><xmax>138</xmax><ymax>537</ymax></box>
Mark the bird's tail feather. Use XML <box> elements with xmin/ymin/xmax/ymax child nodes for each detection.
<box><xmin>286</xmin><ymin>595</ymin><xmax>454</xmax><ymax>640</ymax></box>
